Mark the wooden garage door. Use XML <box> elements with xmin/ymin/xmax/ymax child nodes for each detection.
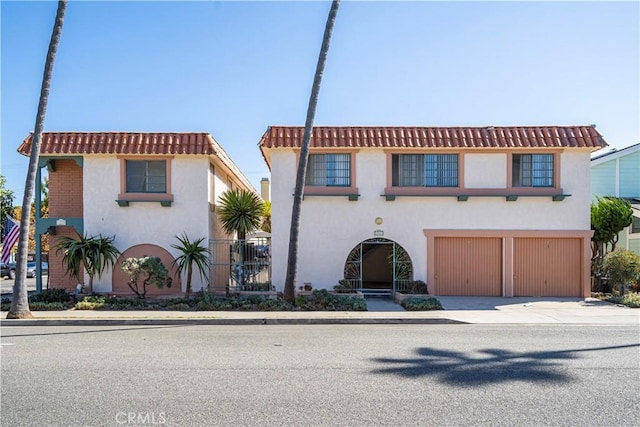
<box><xmin>513</xmin><ymin>238</ymin><xmax>581</xmax><ymax>297</ymax></box>
<box><xmin>434</xmin><ymin>237</ymin><xmax>502</xmax><ymax>296</ymax></box>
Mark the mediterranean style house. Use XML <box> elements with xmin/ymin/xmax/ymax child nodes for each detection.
<box><xmin>18</xmin><ymin>132</ymin><xmax>256</xmax><ymax>295</ymax></box>
<box><xmin>591</xmin><ymin>142</ymin><xmax>640</xmax><ymax>255</ymax></box>
<box><xmin>259</xmin><ymin>125</ymin><xmax>609</xmax><ymax>297</ymax></box>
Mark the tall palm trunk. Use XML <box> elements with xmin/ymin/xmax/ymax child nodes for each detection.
<box><xmin>7</xmin><ymin>0</ymin><xmax>67</xmax><ymax>319</ymax></box>
<box><xmin>283</xmin><ymin>0</ymin><xmax>340</xmax><ymax>302</ymax></box>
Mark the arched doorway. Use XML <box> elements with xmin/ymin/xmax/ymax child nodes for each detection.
<box><xmin>343</xmin><ymin>238</ymin><xmax>413</xmax><ymax>295</ymax></box>
<box><xmin>112</xmin><ymin>244</ymin><xmax>182</xmax><ymax>296</ymax></box>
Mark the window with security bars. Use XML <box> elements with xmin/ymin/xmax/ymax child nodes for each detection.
<box><xmin>305</xmin><ymin>154</ymin><xmax>351</xmax><ymax>187</ymax></box>
<box><xmin>126</xmin><ymin>160</ymin><xmax>167</xmax><ymax>193</ymax></box>
<box><xmin>392</xmin><ymin>154</ymin><xmax>458</xmax><ymax>187</ymax></box>
<box><xmin>512</xmin><ymin>154</ymin><xmax>554</xmax><ymax>187</ymax></box>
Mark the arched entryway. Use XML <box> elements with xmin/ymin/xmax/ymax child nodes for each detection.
<box><xmin>112</xmin><ymin>244</ymin><xmax>182</xmax><ymax>296</ymax></box>
<box><xmin>343</xmin><ymin>238</ymin><xmax>413</xmax><ymax>295</ymax></box>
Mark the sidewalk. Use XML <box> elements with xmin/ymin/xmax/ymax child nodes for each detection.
<box><xmin>1</xmin><ymin>297</ymin><xmax>638</xmax><ymax>326</ymax></box>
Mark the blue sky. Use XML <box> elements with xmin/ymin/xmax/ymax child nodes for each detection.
<box><xmin>1</xmin><ymin>1</ymin><xmax>638</xmax><ymax>204</ymax></box>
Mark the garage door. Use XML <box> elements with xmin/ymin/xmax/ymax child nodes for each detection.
<box><xmin>513</xmin><ymin>238</ymin><xmax>581</xmax><ymax>297</ymax></box>
<box><xmin>434</xmin><ymin>237</ymin><xmax>502</xmax><ymax>296</ymax></box>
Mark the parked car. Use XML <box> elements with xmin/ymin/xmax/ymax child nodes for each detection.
<box><xmin>1</xmin><ymin>262</ymin><xmax>16</xmax><ymax>279</ymax></box>
<box><xmin>26</xmin><ymin>262</ymin><xmax>48</xmax><ymax>278</ymax></box>
<box><xmin>0</xmin><ymin>262</ymin><xmax>48</xmax><ymax>279</ymax></box>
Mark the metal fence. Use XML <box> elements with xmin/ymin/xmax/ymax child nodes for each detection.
<box><xmin>209</xmin><ymin>238</ymin><xmax>271</xmax><ymax>293</ymax></box>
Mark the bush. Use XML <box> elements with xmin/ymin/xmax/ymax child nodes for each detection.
<box><xmin>403</xmin><ymin>280</ymin><xmax>429</xmax><ymax>294</ymax></box>
<box><xmin>295</xmin><ymin>289</ymin><xmax>367</xmax><ymax>311</ymax></box>
<box><xmin>620</xmin><ymin>292</ymin><xmax>640</xmax><ymax>308</ymax></box>
<box><xmin>29</xmin><ymin>302</ymin><xmax>68</xmax><ymax>311</ymax></box>
<box><xmin>30</xmin><ymin>288</ymin><xmax>72</xmax><ymax>303</ymax></box>
<box><xmin>401</xmin><ymin>297</ymin><xmax>443</xmax><ymax>311</ymax></box>
<box><xmin>602</xmin><ymin>250</ymin><xmax>640</xmax><ymax>295</ymax></box>
<box><xmin>333</xmin><ymin>280</ymin><xmax>357</xmax><ymax>293</ymax></box>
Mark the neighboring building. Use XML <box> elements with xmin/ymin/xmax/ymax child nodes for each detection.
<box><xmin>590</xmin><ymin>143</ymin><xmax>640</xmax><ymax>255</ymax></box>
<box><xmin>259</xmin><ymin>125</ymin><xmax>608</xmax><ymax>297</ymax></box>
<box><xmin>18</xmin><ymin>132</ymin><xmax>256</xmax><ymax>295</ymax></box>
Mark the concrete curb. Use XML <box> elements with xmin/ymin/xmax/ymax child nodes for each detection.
<box><xmin>1</xmin><ymin>317</ymin><xmax>467</xmax><ymax>327</ymax></box>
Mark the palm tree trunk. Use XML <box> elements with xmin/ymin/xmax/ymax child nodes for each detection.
<box><xmin>8</xmin><ymin>0</ymin><xmax>67</xmax><ymax>319</ymax></box>
<box><xmin>283</xmin><ymin>0</ymin><xmax>340</xmax><ymax>302</ymax></box>
<box><xmin>186</xmin><ymin>265</ymin><xmax>193</xmax><ymax>295</ymax></box>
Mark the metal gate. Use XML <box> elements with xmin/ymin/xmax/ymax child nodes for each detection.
<box><xmin>209</xmin><ymin>238</ymin><xmax>271</xmax><ymax>293</ymax></box>
<box><xmin>343</xmin><ymin>238</ymin><xmax>413</xmax><ymax>295</ymax></box>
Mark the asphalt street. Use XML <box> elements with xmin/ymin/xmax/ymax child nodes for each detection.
<box><xmin>0</xmin><ymin>277</ymin><xmax>43</xmax><ymax>295</ymax></box>
<box><xmin>1</xmin><ymin>324</ymin><xmax>638</xmax><ymax>426</ymax></box>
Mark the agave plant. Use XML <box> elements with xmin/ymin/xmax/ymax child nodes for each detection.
<box><xmin>171</xmin><ymin>233</ymin><xmax>210</xmax><ymax>295</ymax></box>
<box><xmin>55</xmin><ymin>233</ymin><xmax>120</xmax><ymax>294</ymax></box>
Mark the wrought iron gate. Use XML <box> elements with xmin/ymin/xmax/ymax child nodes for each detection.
<box><xmin>209</xmin><ymin>238</ymin><xmax>271</xmax><ymax>292</ymax></box>
<box><xmin>343</xmin><ymin>238</ymin><xmax>413</xmax><ymax>295</ymax></box>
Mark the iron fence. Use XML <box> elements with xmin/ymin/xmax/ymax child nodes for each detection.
<box><xmin>209</xmin><ymin>238</ymin><xmax>271</xmax><ymax>293</ymax></box>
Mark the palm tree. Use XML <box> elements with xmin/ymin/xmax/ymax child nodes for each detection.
<box><xmin>171</xmin><ymin>233</ymin><xmax>210</xmax><ymax>295</ymax></box>
<box><xmin>283</xmin><ymin>0</ymin><xmax>340</xmax><ymax>302</ymax></box>
<box><xmin>8</xmin><ymin>0</ymin><xmax>67</xmax><ymax>319</ymax></box>
<box><xmin>261</xmin><ymin>201</ymin><xmax>271</xmax><ymax>233</ymax></box>
<box><xmin>218</xmin><ymin>189</ymin><xmax>264</xmax><ymax>240</ymax></box>
<box><xmin>55</xmin><ymin>233</ymin><xmax>120</xmax><ymax>294</ymax></box>
<box><xmin>218</xmin><ymin>189</ymin><xmax>264</xmax><ymax>291</ymax></box>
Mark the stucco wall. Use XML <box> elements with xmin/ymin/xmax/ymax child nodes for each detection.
<box><xmin>270</xmin><ymin>148</ymin><xmax>593</xmax><ymax>291</ymax></box>
<box><xmin>464</xmin><ymin>154</ymin><xmax>507</xmax><ymax>188</ymax></box>
<box><xmin>83</xmin><ymin>156</ymin><xmax>210</xmax><ymax>293</ymax></box>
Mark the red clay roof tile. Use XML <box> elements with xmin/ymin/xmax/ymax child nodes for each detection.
<box><xmin>18</xmin><ymin>132</ymin><xmax>255</xmax><ymax>192</ymax></box>
<box><xmin>258</xmin><ymin>125</ymin><xmax>608</xmax><ymax>167</ymax></box>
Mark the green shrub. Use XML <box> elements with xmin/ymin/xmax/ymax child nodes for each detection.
<box><xmin>401</xmin><ymin>297</ymin><xmax>443</xmax><ymax>311</ymax></box>
<box><xmin>333</xmin><ymin>280</ymin><xmax>357</xmax><ymax>293</ymax></box>
<box><xmin>405</xmin><ymin>280</ymin><xmax>429</xmax><ymax>294</ymax></box>
<box><xmin>29</xmin><ymin>302</ymin><xmax>68</xmax><ymax>311</ymax></box>
<box><xmin>256</xmin><ymin>298</ymin><xmax>292</xmax><ymax>311</ymax></box>
<box><xmin>75</xmin><ymin>300</ymin><xmax>105</xmax><ymax>310</ymax></box>
<box><xmin>165</xmin><ymin>303</ymin><xmax>191</xmax><ymax>311</ymax></box>
<box><xmin>294</xmin><ymin>289</ymin><xmax>367</xmax><ymax>311</ymax></box>
<box><xmin>620</xmin><ymin>292</ymin><xmax>640</xmax><ymax>308</ymax></box>
<box><xmin>29</xmin><ymin>288</ymin><xmax>72</xmax><ymax>303</ymax></box>
<box><xmin>602</xmin><ymin>250</ymin><xmax>640</xmax><ymax>295</ymax></box>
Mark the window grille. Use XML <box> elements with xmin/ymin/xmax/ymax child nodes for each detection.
<box><xmin>306</xmin><ymin>154</ymin><xmax>350</xmax><ymax>187</ymax></box>
<box><xmin>393</xmin><ymin>154</ymin><xmax>458</xmax><ymax>187</ymax></box>
<box><xmin>513</xmin><ymin>154</ymin><xmax>554</xmax><ymax>187</ymax></box>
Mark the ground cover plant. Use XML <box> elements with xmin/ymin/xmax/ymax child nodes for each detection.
<box><xmin>1</xmin><ymin>288</ymin><xmax>73</xmax><ymax>311</ymax></box>
<box><xmin>71</xmin><ymin>289</ymin><xmax>368</xmax><ymax>311</ymax></box>
<box><xmin>401</xmin><ymin>296</ymin><xmax>443</xmax><ymax>311</ymax></box>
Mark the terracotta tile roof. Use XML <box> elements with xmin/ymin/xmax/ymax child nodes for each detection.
<box><xmin>18</xmin><ymin>132</ymin><xmax>255</xmax><ymax>192</ymax></box>
<box><xmin>258</xmin><ymin>125</ymin><xmax>608</xmax><ymax>167</ymax></box>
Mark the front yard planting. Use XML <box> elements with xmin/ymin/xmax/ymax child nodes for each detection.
<box><xmin>4</xmin><ymin>288</ymin><xmax>369</xmax><ymax>312</ymax></box>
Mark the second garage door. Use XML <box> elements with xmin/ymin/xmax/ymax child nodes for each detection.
<box><xmin>434</xmin><ymin>237</ymin><xmax>502</xmax><ymax>296</ymax></box>
<box><xmin>513</xmin><ymin>238</ymin><xmax>582</xmax><ymax>297</ymax></box>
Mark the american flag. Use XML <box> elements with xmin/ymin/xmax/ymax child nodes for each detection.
<box><xmin>1</xmin><ymin>214</ymin><xmax>20</xmax><ymax>264</ymax></box>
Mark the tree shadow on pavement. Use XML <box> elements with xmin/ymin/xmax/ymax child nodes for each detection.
<box><xmin>370</xmin><ymin>343</ymin><xmax>639</xmax><ymax>386</ymax></box>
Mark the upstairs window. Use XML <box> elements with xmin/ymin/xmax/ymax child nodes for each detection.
<box><xmin>126</xmin><ymin>160</ymin><xmax>167</xmax><ymax>193</ymax></box>
<box><xmin>512</xmin><ymin>154</ymin><xmax>554</xmax><ymax>187</ymax></box>
<box><xmin>392</xmin><ymin>154</ymin><xmax>458</xmax><ymax>187</ymax></box>
<box><xmin>306</xmin><ymin>154</ymin><xmax>351</xmax><ymax>187</ymax></box>
<box><xmin>632</xmin><ymin>216</ymin><xmax>640</xmax><ymax>234</ymax></box>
